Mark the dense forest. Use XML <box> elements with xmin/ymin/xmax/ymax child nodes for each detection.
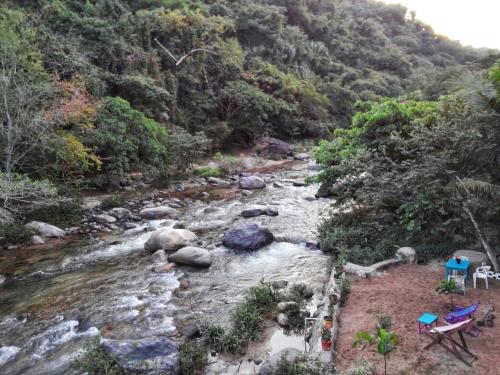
<box><xmin>0</xmin><ymin>0</ymin><xmax>498</xmax><ymax>245</ymax></box>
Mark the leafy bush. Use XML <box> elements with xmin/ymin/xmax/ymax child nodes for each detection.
<box><xmin>286</xmin><ymin>283</ymin><xmax>314</xmax><ymax>303</ymax></box>
<box><xmin>180</xmin><ymin>342</ymin><xmax>207</xmax><ymax>375</ymax></box>
<box><xmin>24</xmin><ymin>198</ymin><xmax>83</xmax><ymax>227</ymax></box>
<box><xmin>71</xmin><ymin>340</ymin><xmax>126</xmax><ymax>375</ymax></box>
<box><xmin>206</xmin><ymin>281</ymin><xmax>279</xmax><ymax>353</ymax></box>
<box><xmin>267</xmin><ymin>353</ymin><xmax>336</xmax><ymax>375</ymax></box>
<box><xmin>100</xmin><ymin>195</ymin><xmax>126</xmax><ymax>210</ymax></box>
<box><xmin>84</xmin><ymin>97</ymin><xmax>171</xmax><ymax>179</ymax></box>
<box><xmin>213</xmin><ymin>152</ymin><xmax>242</xmax><ymax>175</ymax></box>
<box><xmin>0</xmin><ymin>222</ymin><xmax>33</xmax><ymax>248</ymax></box>
<box><xmin>345</xmin><ymin>357</ymin><xmax>374</xmax><ymax>375</ymax></box>
<box><xmin>193</xmin><ymin>166</ymin><xmax>221</xmax><ymax>178</ymax></box>
<box><xmin>413</xmin><ymin>243</ymin><xmax>457</xmax><ymax>264</ymax></box>
<box><xmin>339</xmin><ymin>276</ymin><xmax>351</xmax><ymax>306</ymax></box>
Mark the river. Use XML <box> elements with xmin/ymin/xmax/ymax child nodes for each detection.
<box><xmin>0</xmin><ymin>161</ymin><xmax>332</xmax><ymax>374</ymax></box>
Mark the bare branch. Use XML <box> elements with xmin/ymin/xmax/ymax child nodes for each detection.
<box><xmin>154</xmin><ymin>38</ymin><xmax>217</xmax><ymax>67</ymax></box>
<box><xmin>153</xmin><ymin>38</ymin><xmax>178</xmax><ymax>63</ymax></box>
<box><xmin>175</xmin><ymin>48</ymin><xmax>218</xmax><ymax>66</ymax></box>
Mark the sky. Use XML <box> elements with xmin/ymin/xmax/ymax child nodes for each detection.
<box><xmin>380</xmin><ymin>0</ymin><xmax>500</xmax><ymax>50</ymax></box>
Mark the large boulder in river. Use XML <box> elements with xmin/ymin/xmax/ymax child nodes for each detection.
<box><xmin>255</xmin><ymin>137</ymin><xmax>293</xmax><ymax>159</ymax></box>
<box><xmin>239</xmin><ymin>176</ymin><xmax>266</xmax><ymax>190</ymax></box>
<box><xmin>101</xmin><ymin>338</ymin><xmax>180</xmax><ymax>374</ymax></box>
<box><xmin>145</xmin><ymin>228</ymin><xmax>197</xmax><ymax>252</ymax></box>
<box><xmin>168</xmin><ymin>246</ymin><xmax>211</xmax><ymax>267</ymax></box>
<box><xmin>140</xmin><ymin>206</ymin><xmax>179</xmax><ymax>220</ymax></box>
<box><xmin>25</xmin><ymin>221</ymin><xmax>65</xmax><ymax>238</ymax></box>
<box><xmin>259</xmin><ymin>348</ymin><xmax>301</xmax><ymax>375</ymax></box>
<box><xmin>222</xmin><ymin>223</ymin><xmax>274</xmax><ymax>251</ymax></box>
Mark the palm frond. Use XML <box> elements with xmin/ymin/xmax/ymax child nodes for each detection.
<box><xmin>447</xmin><ymin>70</ymin><xmax>499</xmax><ymax>115</ymax></box>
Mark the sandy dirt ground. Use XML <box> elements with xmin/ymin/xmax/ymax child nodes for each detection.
<box><xmin>336</xmin><ymin>264</ymin><xmax>500</xmax><ymax>375</ymax></box>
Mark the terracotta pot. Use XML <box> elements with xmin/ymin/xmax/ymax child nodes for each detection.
<box><xmin>321</xmin><ymin>339</ymin><xmax>332</xmax><ymax>351</ymax></box>
<box><xmin>323</xmin><ymin>316</ymin><xmax>334</xmax><ymax>330</ymax></box>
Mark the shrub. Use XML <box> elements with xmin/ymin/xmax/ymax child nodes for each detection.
<box><xmin>180</xmin><ymin>342</ymin><xmax>207</xmax><ymax>375</ymax></box>
<box><xmin>0</xmin><ymin>222</ymin><xmax>33</xmax><ymax>248</ymax></box>
<box><xmin>268</xmin><ymin>353</ymin><xmax>336</xmax><ymax>375</ymax></box>
<box><xmin>286</xmin><ymin>283</ymin><xmax>314</xmax><ymax>303</ymax></box>
<box><xmin>282</xmin><ymin>302</ymin><xmax>304</xmax><ymax>330</ymax></box>
<box><xmin>206</xmin><ymin>281</ymin><xmax>279</xmax><ymax>354</ymax></box>
<box><xmin>71</xmin><ymin>340</ymin><xmax>126</xmax><ymax>375</ymax></box>
<box><xmin>345</xmin><ymin>357</ymin><xmax>374</xmax><ymax>375</ymax></box>
<box><xmin>193</xmin><ymin>166</ymin><xmax>221</xmax><ymax>178</ymax></box>
<box><xmin>213</xmin><ymin>152</ymin><xmax>242</xmax><ymax>175</ymax></box>
<box><xmin>100</xmin><ymin>195</ymin><xmax>126</xmax><ymax>210</ymax></box>
<box><xmin>339</xmin><ymin>276</ymin><xmax>351</xmax><ymax>306</ymax></box>
<box><xmin>84</xmin><ymin>97</ymin><xmax>171</xmax><ymax>179</ymax></box>
<box><xmin>24</xmin><ymin>198</ymin><xmax>83</xmax><ymax>227</ymax></box>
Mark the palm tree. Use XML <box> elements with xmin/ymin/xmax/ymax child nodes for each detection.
<box><xmin>353</xmin><ymin>328</ymin><xmax>397</xmax><ymax>375</ymax></box>
<box><xmin>448</xmin><ymin>67</ymin><xmax>500</xmax><ymax>271</ymax></box>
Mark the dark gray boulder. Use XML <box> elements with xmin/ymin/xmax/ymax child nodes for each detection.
<box><xmin>222</xmin><ymin>223</ymin><xmax>274</xmax><ymax>251</ymax></box>
<box><xmin>101</xmin><ymin>338</ymin><xmax>180</xmax><ymax>374</ymax></box>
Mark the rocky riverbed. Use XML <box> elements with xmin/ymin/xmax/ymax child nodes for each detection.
<box><xmin>0</xmin><ymin>158</ymin><xmax>332</xmax><ymax>374</ymax></box>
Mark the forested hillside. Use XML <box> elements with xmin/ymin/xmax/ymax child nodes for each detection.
<box><xmin>0</xmin><ymin>0</ymin><xmax>494</xmax><ymax>226</ymax></box>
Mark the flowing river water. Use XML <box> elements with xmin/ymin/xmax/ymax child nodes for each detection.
<box><xmin>0</xmin><ymin>161</ymin><xmax>332</xmax><ymax>374</ymax></box>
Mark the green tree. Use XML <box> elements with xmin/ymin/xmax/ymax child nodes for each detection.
<box><xmin>353</xmin><ymin>328</ymin><xmax>397</xmax><ymax>375</ymax></box>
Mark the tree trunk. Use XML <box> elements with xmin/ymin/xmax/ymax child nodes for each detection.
<box><xmin>384</xmin><ymin>354</ymin><xmax>387</xmax><ymax>375</ymax></box>
<box><xmin>463</xmin><ymin>203</ymin><xmax>499</xmax><ymax>271</ymax></box>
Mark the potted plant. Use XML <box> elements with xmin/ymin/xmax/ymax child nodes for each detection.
<box><xmin>321</xmin><ymin>327</ymin><xmax>332</xmax><ymax>351</ymax></box>
<box><xmin>323</xmin><ymin>306</ymin><xmax>335</xmax><ymax>329</ymax></box>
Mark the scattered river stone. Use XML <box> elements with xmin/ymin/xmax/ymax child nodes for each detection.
<box><xmin>293</xmin><ymin>153</ymin><xmax>310</xmax><ymax>161</ymax></box>
<box><xmin>25</xmin><ymin>221</ymin><xmax>65</xmax><ymax>238</ymax></box>
<box><xmin>239</xmin><ymin>176</ymin><xmax>266</xmax><ymax>189</ymax></box>
<box><xmin>292</xmin><ymin>180</ymin><xmax>306</xmax><ymax>187</ymax></box>
<box><xmin>140</xmin><ymin>206</ymin><xmax>179</xmax><ymax>220</ymax></box>
<box><xmin>168</xmin><ymin>246</ymin><xmax>212</xmax><ymax>267</ymax></box>
<box><xmin>241</xmin><ymin>190</ymin><xmax>252</xmax><ymax>197</ymax></box>
<box><xmin>241</xmin><ymin>206</ymin><xmax>266</xmax><ymax>218</ymax></box>
<box><xmin>222</xmin><ymin>223</ymin><xmax>274</xmax><ymax>251</ymax></box>
<box><xmin>93</xmin><ymin>214</ymin><xmax>117</xmax><ymax>224</ymax></box>
<box><xmin>0</xmin><ymin>274</ymin><xmax>6</xmax><ymax>285</ymax></box>
<box><xmin>266</xmin><ymin>208</ymin><xmax>279</xmax><ymax>216</ymax></box>
<box><xmin>123</xmin><ymin>222</ymin><xmax>137</xmax><ymax>230</ymax></box>
<box><xmin>101</xmin><ymin>338</ymin><xmax>180</xmax><ymax>374</ymax></box>
<box><xmin>154</xmin><ymin>262</ymin><xmax>177</xmax><ymax>273</ymax></box>
<box><xmin>151</xmin><ymin>249</ymin><xmax>167</xmax><ymax>263</ymax></box>
<box><xmin>31</xmin><ymin>235</ymin><xmax>45</xmax><ymax>245</ymax></box>
<box><xmin>108</xmin><ymin>207</ymin><xmax>132</xmax><ymax>220</ymax></box>
<box><xmin>277</xmin><ymin>313</ymin><xmax>289</xmax><ymax>326</ymax></box>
